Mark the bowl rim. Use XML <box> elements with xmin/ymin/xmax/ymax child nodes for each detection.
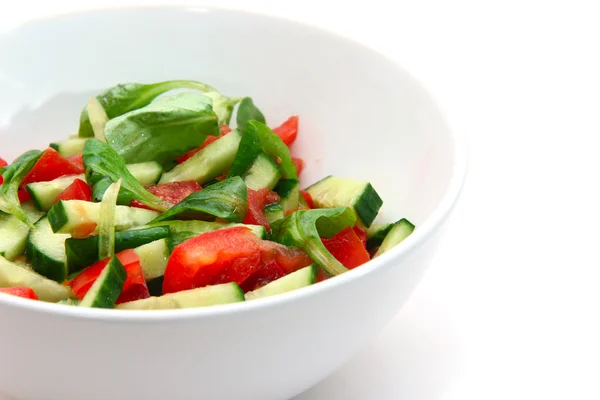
<box><xmin>0</xmin><ymin>4</ymin><xmax>468</xmax><ymax>322</ymax></box>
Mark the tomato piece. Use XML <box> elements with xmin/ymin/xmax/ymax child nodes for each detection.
<box><xmin>130</xmin><ymin>181</ymin><xmax>202</xmax><ymax>210</ymax></box>
<box><xmin>353</xmin><ymin>226</ymin><xmax>368</xmax><ymax>248</ymax></box>
<box><xmin>21</xmin><ymin>148</ymin><xmax>82</xmax><ymax>186</ymax></box>
<box><xmin>64</xmin><ymin>154</ymin><xmax>85</xmax><ymax>173</ymax></box>
<box><xmin>322</xmin><ymin>227</ymin><xmax>371</xmax><ymax>269</ymax></box>
<box><xmin>163</xmin><ymin>227</ymin><xmax>262</xmax><ymax>294</ymax></box>
<box><xmin>243</xmin><ymin>188</ymin><xmax>272</xmax><ymax>230</ymax></box>
<box><xmin>18</xmin><ymin>188</ymin><xmax>31</xmax><ymax>203</ymax></box>
<box><xmin>300</xmin><ymin>190</ymin><xmax>314</xmax><ymax>209</ymax></box>
<box><xmin>315</xmin><ymin>267</ymin><xmax>331</xmax><ymax>283</ymax></box>
<box><xmin>258</xmin><ymin>240</ymin><xmax>313</xmax><ymax>274</ymax></box>
<box><xmin>0</xmin><ymin>157</ymin><xmax>7</xmax><ymax>185</ymax></box>
<box><xmin>0</xmin><ymin>287</ymin><xmax>39</xmax><ymax>300</ymax></box>
<box><xmin>265</xmin><ymin>191</ymin><xmax>280</xmax><ymax>205</ymax></box>
<box><xmin>55</xmin><ymin>179</ymin><xmax>92</xmax><ymax>204</ymax></box>
<box><xmin>69</xmin><ymin>249</ymin><xmax>148</xmax><ymax>303</ymax></box>
<box><xmin>177</xmin><ymin>125</ymin><xmax>232</xmax><ymax>163</ymax></box>
<box><xmin>240</xmin><ymin>260</ymin><xmax>287</xmax><ymax>292</ymax></box>
<box><xmin>292</xmin><ymin>157</ymin><xmax>305</xmax><ymax>176</ymax></box>
<box><xmin>272</xmin><ymin>116</ymin><xmax>299</xmax><ymax>146</ymax></box>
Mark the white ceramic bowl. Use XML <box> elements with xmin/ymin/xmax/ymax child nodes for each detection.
<box><xmin>0</xmin><ymin>6</ymin><xmax>466</xmax><ymax>400</ymax></box>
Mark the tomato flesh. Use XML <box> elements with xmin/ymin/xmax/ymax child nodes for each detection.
<box><xmin>353</xmin><ymin>226</ymin><xmax>368</xmax><ymax>248</ymax></box>
<box><xmin>243</xmin><ymin>188</ymin><xmax>274</xmax><ymax>230</ymax></box>
<box><xmin>55</xmin><ymin>179</ymin><xmax>92</xmax><ymax>204</ymax></box>
<box><xmin>0</xmin><ymin>287</ymin><xmax>38</xmax><ymax>300</ymax></box>
<box><xmin>0</xmin><ymin>157</ymin><xmax>7</xmax><ymax>185</ymax></box>
<box><xmin>163</xmin><ymin>227</ymin><xmax>262</xmax><ymax>294</ymax></box>
<box><xmin>65</xmin><ymin>154</ymin><xmax>85</xmax><ymax>173</ymax></box>
<box><xmin>130</xmin><ymin>181</ymin><xmax>202</xmax><ymax>210</ymax></box>
<box><xmin>300</xmin><ymin>190</ymin><xmax>314</xmax><ymax>209</ymax></box>
<box><xmin>322</xmin><ymin>227</ymin><xmax>371</xmax><ymax>269</ymax></box>
<box><xmin>240</xmin><ymin>260</ymin><xmax>287</xmax><ymax>292</ymax></box>
<box><xmin>258</xmin><ymin>240</ymin><xmax>313</xmax><ymax>274</ymax></box>
<box><xmin>292</xmin><ymin>157</ymin><xmax>305</xmax><ymax>176</ymax></box>
<box><xmin>272</xmin><ymin>116</ymin><xmax>299</xmax><ymax>146</ymax></box>
<box><xmin>21</xmin><ymin>148</ymin><xmax>82</xmax><ymax>186</ymax></box>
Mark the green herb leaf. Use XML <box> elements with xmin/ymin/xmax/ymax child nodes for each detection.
<box><xmin>98</xmin><ymin>180</ymin><xmax>121</xmax><ymax>259</ymax></box>
<box><xmin>92</xmin><ymin>177</ymin><xmax>135</xmax><ymax>205</ymax></box>
<box><xmin>103</xmin><ymin>92</ymin><xmax>220</xmax><ymax>165</ymax></box>
<box><xmin>236</xmin><ymin>97</ymin><xmax>265</xmax><ymax>132</ymax></box>
<box><xmin>83</xmin><ymin>139</ymin><xmax>169</xmax><ymax>212</ymax></box>
<box><xmin>78</xmin><ymin>80</ymin><xmax>220</xmax><ymax>137</ymax></box>
<box><xmin>227</xmin><ymin>123</ymin><xmax>262</xmax><ymax>178</ymax></box>
<box><xmin>271</xmin><ymin>207</ymin><xmax>356</xmax><ymax>276</ymax></box>
<box><xmin>247</xmin><ymin>120</ymin><xmax>297</xmax><ymax>180</ymax></box>
<box><xmin>0</xmin><ymin>150</ymin><xmax>43</xmax><ymax>227</ymax></box>
<box><xmin>149</xmin><ymin>177</ymin><xmax>248</xmax><ymax>224</ymax></box>
<box><xmin>203</xmin><ymin>92</ymin><xmax>242</xmax><ymax>125</ymax></box>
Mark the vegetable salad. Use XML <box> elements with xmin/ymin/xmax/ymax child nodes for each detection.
<box><xmin>0</xmin><ymin>80</ymin><xmax>414</xmax><ymax>309</ymax></box>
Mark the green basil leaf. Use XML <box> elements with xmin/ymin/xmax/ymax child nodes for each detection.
<box><xmin>103</xmin><ymin>92</ymin><xmax>220</xmax><ymax>165</ymax></box>
<box><xmin>227</xmin><ymin>123</ymin><xmax>262</xmax><ymax>178</ymax></box>
<box><xmin>271</xmin><ymin>207</ymin><xmax>356</xmax><ymax>276</ymax></box>
<box><xmin>247</xmin><ymin>120</ymin><xmax>297</xmax><ymax>180</ymax></box>
<box><xmin>236</xmin><ymin>97</ymin><xmax>265</xmax><ymax>132</ymax></box>
<box><xmin>83</xmin><ymin>139</ymin><xmax>169</xmax><ymax>212</ymax></box>
<box><xmin>92</xmin><ymin>177</ymin><xmax>135</xmax><ymax>205</ymax></box>
<box><xmin>149</xmin><ymin>177</ymin><xmax>248</xmax><ymax>224</ymax></box>
<box><xmin>0</xmin><ymin>150</ymin><xmax>43</xmax><ymax>227</ymax></box>
<box><xmin>78</xmin><ymin>80</ymin><xmax>220</xmax><ymax>137</ymax></box>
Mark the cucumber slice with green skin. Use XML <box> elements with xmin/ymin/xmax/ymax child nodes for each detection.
<box><xmin>264</xmin><ymin>203</ymin><xmax>284</xmax><ymax>225</ymax></box>
<box><xmin>117</xmin><ymin>282</ymin><xmax>244</xmax><ymax>310</ymax></box>
<box><xmin>305</xmin><ymin>176</ymin><xmax>383</xmax><ymax>228</ymax></box>
<box><xmin>133</xmin><ymin>238</ymin><xmax>170</xmax><ymax>280</ymax></box>
<box><xmin>65</xmin><ymin>226</ymin><xmax>170</xmax><ymax>273</ymax></box>
<box><xmin>243</xmin><ymin>153</ymin><xmax>282</xmax><ymax>190</ymax></box>
<box><xmin>27</xmin><ymin>217</ymin><xmax>70</xmax><ymax>282</ymax></box>
<box><xmin>0</xmin><ymin>255</ymin><xmax>73</xmax><ymax>302</ymax></box>
<box><xmin>125</xmin><ymin>161</ymin><xmax>163</xmax><ymax>186</ymax></box>
<box><xmin>26</xmin><ymin>174</ymin><xmax>85</xmax><ymax>211</ymax></box>
<box><xmin>374</xmin><ymin>219</ymin><xmax>415</xmax><ymax>257</ymax></box>
<box><xmin>275</xmin><ymin>179</ymin><xmax>300</xmax><ymax>214</ymax></box>
<box><xmin>79</xmin><ymin>256</ymin><xmax>127</xmax><ymax>308</ymax></box>
<box><xmin>0</xmin><ymin>202</ymin><xmax>44</xmax><ymax>260</ymax></box>
<box><xmin>48</xmin><ymin>200</ymin><xmax>159</xmax><ymax>236</ymax></box>
<box><xmin>159</xmin><ymin>130</ymin><xmax>242</xmax><ymax>184</ymax></box>
<box><xmin>366</xmin><ymin>222</ymin><xmax>393</xmax><ymax>250</ymax></box>
<box><xmin>150</xmin><ymin>220</ymin><xmax>267</xmax><ymax>249</ymax></box>
<box><xmin>245</xmin><ymin>265</ymin><xmax>317</xmax><ymax>301</ymax></box>
<box><xmin>50</xmin><ymin>138</ymin><xmax>88</xmax><ymax>157</ymax></box>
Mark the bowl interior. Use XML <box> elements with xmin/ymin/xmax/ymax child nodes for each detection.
<box><xmin>0</xmin><ymin>6</ymin><xmax>456</xmax><ymax>228</ymax></box>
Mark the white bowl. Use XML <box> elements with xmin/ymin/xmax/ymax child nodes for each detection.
<box><xmin>0</xmin><ymin>6</ymin><xmax>466</xmax><ymax>400</ymax></box>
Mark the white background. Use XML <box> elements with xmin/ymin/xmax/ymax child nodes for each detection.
<box><xmin>2</xmin><ymin>1</ymin><xmax>599</xmax><ymax>399</ymax></box>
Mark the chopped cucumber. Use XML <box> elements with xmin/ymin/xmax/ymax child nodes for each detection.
<box><xmin>159</xmin><ymin>130</ymin><xmax>242</xmax><ymax>184</ymax></box>
<box><xmin>374</xmin><ymin>219</ymin><xmax>415</xmax><ymax>257</ymax></box>
<box><xmin>26</xmin><ymin>174</ymin><xmax>85</xmax><ymax>211</ymax></box>
<box><xmin>245</xmin><ymin>265</ymin><xmax>317</xmax><ymax>300</ymax></box>
<box><xmin>0</xmin><ymin>202</ymin><xmax>44</xmax><ymax>260</ymax></box>
<box><xmin>126</xmin><ymin>161</ymin><xmax>163</xmax><ymax>186</ymax></box>
<box><xmin>65</xmin><ymin>226</ymin><xmax>170</xmax><ymax>273</ymax></box>
<box><xmin>50</xmin><ymin>138</ymin><xmax>88</xmax><ymax>157</ymax></box>
<box><xmin>264</xmin><ymin>203</ymin><xmax>284</xmax><ymax>225</ymax></box>
<box><xmin>0</xmin><ymin>255</ymin><xmax>72</xmax><ymax>302</ymax></box>
<box><xmin>366</xmin><ymin>222</ymin><xmax>393</xmax><ymax>250</ymax></box>
<box><xmin>79</xmin><ymin>256</ymin><xmax>126</xmax><ymax>308</ymax></box>
<box><xmin>133</xmin><ymin>239</ymin><xmax>170</xmax><ymax>281</ymax></box>
<box><xmin>150</xmin><ymin>220</ymin><xmax>266</xmax><ymax>248</ymax></box>
<box><xmin>117</xmin><ymin>282</ymin><xmax>244</xmax><ymax>310</ymax></box>
<box><xmin>27</xmin><ymin>217</ymin><xmax>70</xmax><ymax>282</ymax></box>
<box><xmin>275</xmin><ymin>179</ymin><xmax>300</xmax><ymax>214</ymax></box>
<box><xmin>306</xmin><ymin>176</ymin><xmax>383</xmax><ymax>228</ymax></box>
<box><xmin>243</xmin><ymin>153</ymin><xmax>281</xmax><ymax>190</ymax></box>
<box><xmin>48</xmin><ymin>200</ymin><xmax>158</xmax><ymax>236</ymax></box>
